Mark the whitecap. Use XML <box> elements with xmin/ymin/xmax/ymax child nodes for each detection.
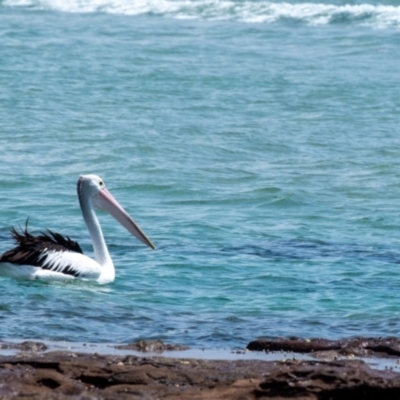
<box><xmin>3</xmin><ymin>0</ymin><xmax>400</xmax><ymax>28</ymax></box>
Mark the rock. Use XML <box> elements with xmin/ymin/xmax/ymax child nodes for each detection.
<box><xmin>0</xmin><ymin>341</ymin><xmax>48</xmax><ymax>352</ymax></box>
<box><xmin>1</xmin><ymin>338</ymin><xmax>400</xmax><ymax>398</ymax></box>
<box><xmin>247</xmin><ymin>336</ymin><xmax>400</xmax><ymax>357</ymax></box>
<box><xmin>115</xmin><ymin>339</ymin><xmax>189</xmax><ymax>352</ymax></box>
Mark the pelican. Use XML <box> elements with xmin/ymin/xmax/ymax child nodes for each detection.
<box><xmin>0</xmin><ymin>174</ymin><xmax>155</xmax><ymax>284</ymax></box>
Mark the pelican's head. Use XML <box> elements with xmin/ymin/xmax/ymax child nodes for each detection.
<box><xmin>78</xmin><ymin>174</ymin><xmax>106</xmax><ymax>196</ymax></box>
<box><xmin>77</xmin><ymin>174</ymin><xmax>155</xmax><ymax>250</ymax></box>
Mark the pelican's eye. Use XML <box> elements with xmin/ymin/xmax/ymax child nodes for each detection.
<box><xmin>99</xmin><ymin>181</ymin><xmax>104</xmax><ymax>187</ymax></box>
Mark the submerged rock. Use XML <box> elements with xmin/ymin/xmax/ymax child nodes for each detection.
<box><xmin>0</xmin><ymin>340</ymin><xmax>48</xmax><ymax>352</ymax></box>
<box><xmin>115</xmin><ymin>339</ymin><xmax>189</xmax><ymax>352</ymax></box>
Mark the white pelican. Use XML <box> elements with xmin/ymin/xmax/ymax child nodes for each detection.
<box><xmin>0</xmin><ymin>174</ymin><xmax>155</xmax><ymax>284</ymax></box>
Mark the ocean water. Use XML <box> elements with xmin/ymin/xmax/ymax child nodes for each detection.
<box><xmin>1</xmin><ymin>0</ymin><xmax>400</xmax><ymax>350</ymax></box>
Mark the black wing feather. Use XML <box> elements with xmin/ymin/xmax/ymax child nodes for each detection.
<box><xmin>0</xmin><ymin>220</ymin><xmax>83</xmax><ymax>274</ymax></box>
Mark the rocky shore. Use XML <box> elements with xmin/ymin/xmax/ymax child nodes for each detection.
<box><xmin>2</xmin><ymin>338</ymin><xmax>400</xmax><ymax>399</ymax></box>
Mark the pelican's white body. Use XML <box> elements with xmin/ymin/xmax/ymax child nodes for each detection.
<box><xmin>0</xmin><ymin>252</ymin><xmax>111</xmax><ymax>283</ymax></box>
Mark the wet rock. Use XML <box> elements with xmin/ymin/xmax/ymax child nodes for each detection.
<box><xmin>0</xmin><ymin>341</ymin><xmax>48</xmax><ymax>352</ymax></box>
<box><xmin>247</xmin><ymin>337</ymin><xmax>342</xmax><ymax>353</ymax></box>
<box><xmin>115</xmin><ymin>339</ymin><xmax>189</xmax><ymax>352</ymax></box>
<box><xmin>247</xmin><ymin>336</ymin><xmax>400</xmax><ymax>358</ymax></box>
<box><xmin>1</xmin><ymin>339</ymin><xmax>400</xmax><ymax>398</ymax></box>
<box><xmin>19</xmin><ymin>341</ymin><xmax>49</xmax><ymax>352</ymax></box>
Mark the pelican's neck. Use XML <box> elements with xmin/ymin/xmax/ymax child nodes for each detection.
<box><xmin>79</xmin><ymin>190</ymin><xmax>114</xmax><ymax>271</ymax></box>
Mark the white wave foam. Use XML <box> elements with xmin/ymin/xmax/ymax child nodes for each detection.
<box><xmin>3</xmin><ymin>0</ymin><xmax>400</xmax><ymax>28</ymax></box>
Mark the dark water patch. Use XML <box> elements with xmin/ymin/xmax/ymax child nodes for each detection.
<box><xmin>223</xmin><ymin>315</ymin><xmax>248</xmax><ymax>323</ymax></box>
<box><xmin>223</xmin><ymin>240</ymin><xmax>400</xmax><ymax>264</ymax></box>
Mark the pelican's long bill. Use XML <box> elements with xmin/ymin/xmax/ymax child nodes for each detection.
<box><xmin>93</xmin><ymin>187</ymin><xmax>155</xmax><ymax>250</ymax></box>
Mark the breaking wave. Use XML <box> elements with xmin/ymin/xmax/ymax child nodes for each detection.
<box><xmin>3</xmin><ymin>0</ymin><xmax>400</xmax><ymax>27</ymax></box>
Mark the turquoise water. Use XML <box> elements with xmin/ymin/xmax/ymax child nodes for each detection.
<box><xmin>1</xmin><ymin>0</ymin><xmax>400</xmax><ymax>349</ymax></box>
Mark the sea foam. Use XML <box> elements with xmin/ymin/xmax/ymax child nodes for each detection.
<box><xmin>3</xmin><ymin>0</ymin><xmax>400</xmax><ymax>28</ymax></box>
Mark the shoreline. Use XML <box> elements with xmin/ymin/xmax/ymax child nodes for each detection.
<box><xmin>2</xmin><ymin>338</ymin><xmax>400</xmax><ymax>399</ymax></box>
